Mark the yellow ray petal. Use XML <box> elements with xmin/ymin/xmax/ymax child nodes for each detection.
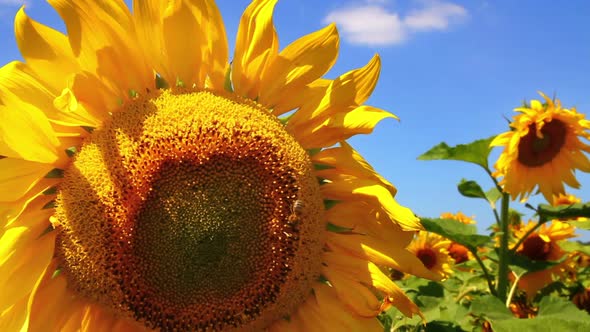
<box><xmin>295</xmin><ymin>105</ymin><xmax>396</xmax><ymax>149</ymax></box>
<box><xmin>313</xmin><ymin>142</ymin><xmax>397</xmax><ymax>196</ymax></box>
<box><xmin>327</xmin><ymin>232</ymin><xmax>441</xmax><ymax>280</ymax></box>
<box><xmin>259</xmin><ymin>23</ymin><xmax>339</xmax><ymax>109</ymax></box>
<box><xmin>232</xmin><ymin>0</ymin><xmax>279</xmax><ymax>99</ymax></box>
<box><xmin>28</xmin><ymin>274</ymin><xmax>73</xmax><ymax>332</ymax></box>
<box><xmin>321</xmin><ymin>266</ymin><xmax>382</xmax><ymax>317</ymax></box>
<box><xmin>0</xmin><ymin>231</ymin><xmax>55</xmax><ymax>314</ymax></box>
<box><xmin>198</xmin><ymin>0</ymin><xmax>229</xmax><ymax>90</ymax></box>
<box><xmin>288</xmin><ymin>54</ymin><xmax>380</xmax><ymax>129</ymax></box>
<box><xmin>325</xmin><ymin>201</ymin><xmax>414</xmax><ymax>248</ymax></box>
<box><xmin>161</xmin><ymin>0</ymin><xmax>204</xmax><ymax>87</ymax></box>
<box><xmin>0</xmin><ymin>295</ymin><xmax>28</xmax><ymax>332</ymax></box>
<box><xmin>0</xmin><ymin>85</ymin><xmax>60</xmax><ymax>163</ymax></box>
<box><xmin>321</xmin><ymin>178</ymin><xmax>421</xmax><ymax>231</ymax></box>
<box><xmin>0</xmin><ymin>159</ymin><xmax>54</xmax><ymax>202</ymax></box>
<box><xmin>48</xmin><ymin>0</ymin><xmax>152</xmax><ymax>95</ymax></box>
<box><xmin>14</xmin><ymin>8</ymin><xmax>79</xmax><ymax>94</ymax></box>
<box><xmin>0</xmin><ymin>61</ymin><xmax>99</xmax><ymax>128</ymax></box>
<box><xmin>313</xmin><ymin>282</ymin><xmax>384</xmax><ymax>331</ymax></box>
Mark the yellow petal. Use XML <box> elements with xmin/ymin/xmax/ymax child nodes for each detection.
<box><xmin>48</xmin><ymin>0</ymin><xmax>152</xmax><ymax>95</ymax></box>
<box><xmin>312</xmin><ymin>283</ymin><xmax>384</xmax><ymax>331</ymax></box>
<box><xmin>14</xmin><ymin>8</ymin><xmax>79</xmax><ymax>94</ymax></box>
<box><xmin>0</xmin><ymin>296</ymin><xmax>28</xmax><ymax>332</ymax></box>
<box><xmin>0</xmin><ymin>159</ymin><xmax>54</xmax><ymax>202</ymax></box>
<box><xmin>0</xmin><ymin>231</ymin><xmax>55</xmax><ymax>314</ymax></box>
<box><xmin>321</xmin><ymin>266</ymin><xmax>382</xmax><ymax>317</ymax></box>
<box><xmin>0</xmin><ymin>62</ymin><xmax>99</xmax><ymax>128</ymax></box>
<box><xmin>313</xmin><ymin>142</ymin><xmax>397</xmax><ymax>196</ymax></box>
<box><xmin>161</xmin><ymin>0</ymin><xmax>204</xmax><ymax>86</ymax></box>
<box><xmin>198</xmin><ymin>0</ymin><xmax>229</xmax><ymax>90</ymax></box>
<box><xmin>321</xmin><ymin>178</ymin><xmax>421</xmax><ymax>231</ymax></box>
<box><xmin>325</xmin><ymin>201</ymin><xmax>414</xmax><ymax>248</ymax></box>
<box><xmin>328</xmin><ymin>232</ymin><xmax>441</xmax><ymax>280</ymax></box>
<box><xmin>0</xmin><ymin>86</ymin><xmax>60</xmax><ymax>164</ymax></box>
<box><xmin>295</xmin><ymin>105</ymin><xmax>396</xmax><ymax>149</ymax></box>
<box><xmin>232</xmin><ymin>0</ymin><xmax>279</xmax><ymax>99</ymax></box>
<box><xmin>259</xmin><ymin>24</ymin><xmax>339</xmax><ymax>109</ymax></box>
<box><xmin>288</xmin><ymin>54</ymin><xmax>381</xmax><ymax>129</ymax></box>
<box><xmin>28</xmin><ymin>274</ymin><xmax>71</xmax><ymax>331</ymax></box>
<box><xmin>133</xmin><ymin>0</ymin><xmax>166</xmax><ymax>78</ymax></box>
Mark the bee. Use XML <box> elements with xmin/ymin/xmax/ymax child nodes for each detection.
<box><xmin>286</xmin><ymin>199</ymin><xmax>303</xmax><ymax>234</ymax></box>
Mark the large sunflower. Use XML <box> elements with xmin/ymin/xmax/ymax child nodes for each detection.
<box><xmin>491</xmin><ymin>92</ymin><xmax>590</xmax><ymax>202</ymax></box>
<box><xmin>0</xmin><ymin>1</ymin><xmax>436</xmax><ymax>331</ymax></box>
<box><xmin>512</xmin><ymin>221</ymin><xmax>577</xmax><ymax>299</ymax></box>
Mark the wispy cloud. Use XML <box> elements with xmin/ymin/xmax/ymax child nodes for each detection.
<box><xmin>323</xmin><ymin>0</ymin><xmax>468</xmax><ymax>46</ymax></box>
<box><xmin>0</xmin><ymin>0</ymin><xmax>28</xmax><ymax>6</ymax></box>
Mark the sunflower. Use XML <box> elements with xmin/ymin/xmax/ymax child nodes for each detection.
<box><xmin>491</xmin><ymin>92</ymin><xmax>590</xmax><ymax>202</ymax></box>
<box><xmin>0</xmin><ymin>1</ymin><xmax>437</xmax><ymax>331</ymax></box>
<box><xmin>512</xmin><ymin>221</ymin><xmax>577</xmax><ymax>299</ymax></box>
<box><xmin>407</xmin><ymin>231</ymin><xmax>453</xmax><ymax>279</ymax></box>
<box><xmin>440</xmin><ymin>212</ymin><xmax>475</xmax><ymax>264</ymax></box>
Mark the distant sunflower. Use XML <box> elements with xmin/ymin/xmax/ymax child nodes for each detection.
<box><xmin>407</xmin><ymin>231</ymin><xmax>453</xmax><ymax>279</ymax></box>
<box><xmin>0</xmin><ymin>1</ymin><xmax>435</xmax><ymax>331</ymax></box>
<box><xmin>440</xmin><ymin>212</ymin><xmax>475</xmax><ymax>264</ymax></box>
<box><xmin>512</xmin><ymin>221</ymin><xmax>577</xmax><ymax>299</ymax></box>
<box><xmin>491</xmin><ymin>92</ymin><xmax>590</xmax><ymax>202</ymax></box>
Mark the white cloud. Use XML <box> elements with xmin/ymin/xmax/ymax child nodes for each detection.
<box><xmin>404</xmin><ymin>2</ymin><xmax>468</xmax><ymax>30</ymax></box>
<box><xmin>324</xmin><ymin>5</ymin><xmax>406</xmax><ymax>46</ymax></box>
<box><xmin>323</xmin><ymin>0</ymin><xmax>468</xmax><ymax>46</ymax></box>
<box><xmin>0</xmin><ymin>0</ymin><xmax>27</xmax><ymax>6</ymax></box>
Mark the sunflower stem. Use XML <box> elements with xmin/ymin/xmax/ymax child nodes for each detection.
<box><xmin>509</xmin><ymin>221</ymin><xmax>545</xmax><ymax>253</ymax></box>
<box><xmin>496</xmin><ymin>193</ymin><xmax>511</xmax><ymax>302</ymax></box>
<box><xmin>472</xmin><ymin>251</ymin><xmax>496</xmax><ymax>296</ymax></box>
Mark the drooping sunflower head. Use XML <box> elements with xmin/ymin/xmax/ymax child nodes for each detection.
<box><xmin>491</xmin><ymin>92</ymin><xmax>590</xmax><ymax>202</ymax></box>
<box><xmin>0</xmin><ymin>0</ymin><xmax>434</xmax><ymax>331</ymax></box>
<box><xmin>407</xmin><ymin>231</ymin><xmax>453</xmax><ymax>279</ymax></box>
<box><xmin>512</xmin><ymin>221</ymin><xmax>578</xmax><ymax>298</ymax></box>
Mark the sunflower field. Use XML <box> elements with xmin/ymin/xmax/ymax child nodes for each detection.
<box><xmin>380</xmin><ymin>97</ymin><xmax>590</xmax><ymax>331</ymax></box>
<box><xmin>1</xmin><ymin>0</ymin><xmax>589</xmax><ymax>331</ymax></box>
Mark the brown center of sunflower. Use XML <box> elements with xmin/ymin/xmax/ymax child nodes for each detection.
<box><xmin>448</xmin><ymin>243</ymin><xmax>469</xmax><ymax>264</ymax></box>
<box><xmin>416</xmin><ymin>248</ymin><xmax>437</xmax><ymax>270</ymax></box>
<box><xmin>519</xmin><ymin>235</ymin><xmax>552</xmax><ymax>261</ymax></box>
<box><xmin>52</xmin><ymin>89</ymin><xmax>325</xmax><ymax>331</ymax></box>
<box><xmin>517</xmin><ymin>119</ymin><xmax>567</xmax><ymax>167</ymax></box>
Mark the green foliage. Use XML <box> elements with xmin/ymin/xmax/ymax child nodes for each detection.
<box><xmin>418</xmin><ymin>136</ymin><xmax>496</xmax><ymax>169</ymax></box>
<box><xmin>457</xmin><ymin>179</ymin><xmax>487</xmax><ymax>199</ymax></box>
<box><xmin>421</xmin><ymin>217</ymin><xmax>489</xmax><ymax>251</ymax></box>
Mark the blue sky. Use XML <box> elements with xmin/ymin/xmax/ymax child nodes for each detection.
<box><xmin>1</xmin><ymin>0</ymin><xmax>589</xmax><ymax>238</ymax></box>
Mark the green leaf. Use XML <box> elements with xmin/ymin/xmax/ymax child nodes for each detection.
<box><xmin>421</xmin><ymin>217</ymin><xmax>490</xmax><ymax>250</ymax></box>
<box><xmin>485</xmin><ymin>187</ymin><xmax>502</xmax><ymax>208</ymax></box>
<box><xmin>490</xmin><ymin>297</ymin><xmax>590</xmax><ymax>332</ymax></box>
<box><xmin>559</xmin><ymin>241</ymin><xmax>590</xmax><ymax>256</ymax></box>
<box><xmin>537</xmin><ymin>203</ymin><xmax>590</xmax><ymax>222</ymax></box>
<box><xmin>458</xmin><ymin>179</ymin><xmax>487</xmax><ymax>199</ymax></box>
<box><xmin>470</xmin><ymin>295</ymin><xmax>513</xmax><ymax>321</ymax></box>
<box><xmin>418</xmin><ymin>136</ymin><xmax>496</xmax><ymax>169</ymax></box>
<box><xmin>570</xmin><ymin>220</ymin><xmax>590</xmax><ymax>230</ymax></box>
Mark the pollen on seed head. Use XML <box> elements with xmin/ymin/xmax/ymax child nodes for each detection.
<box><xmin>53</xmin><ymin>89</ymin><xmax>325</xmax><ymax>331</ymax></box>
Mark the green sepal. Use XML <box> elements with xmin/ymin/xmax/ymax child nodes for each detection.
<box><xmin>155</xmin><ymin>74</ymin><xmax>169</xmax><ymax>89</ymax></box>
<box><xmin>42</xmin><ymin>200</ymin><xmax>56</xmax><ymax>209</ymax></box>
<box><xmin>224</xmin><ymin>65</ymin><xmax>233</xmax><ymax>92</ymax></box>
<box><xmin>45</xmin><ymin>168</ymin><xmax>64</xmax><ymax>178</ymax></box>
<box><xmin>323</xmin><ymin>199</ymin><xmax>340</xmax><ymax>210</ymax></box>
<box><xmin>65</xmin><ymin>146</ymin><xmax>77</xmax><ymax>158</ymax></box>
<box><xmin>326</xmin><ymin>222</ymin><xmax>353</xmax><ymax>233</ymax></box>
<box><xmin>42</xmin><ymin>187</ymin><xmax>58</xmax><ymax>195</ymax></box>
